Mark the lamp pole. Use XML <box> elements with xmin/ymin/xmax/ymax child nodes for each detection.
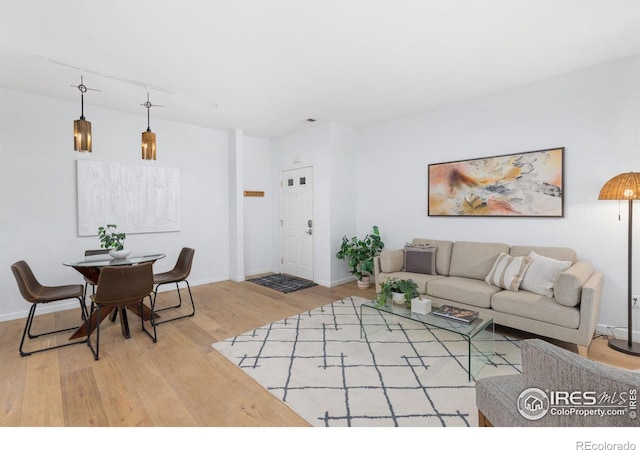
<box><xmin>608</xmin><ymin>197</ymin><xmax>640</xmax><ymax>355</ymax></box>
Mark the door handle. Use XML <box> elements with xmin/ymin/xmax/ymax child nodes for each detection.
<box><xmin>305</xmin><ymin>229</ymin><xmax>313</xmax><ymax>235</ymax></box>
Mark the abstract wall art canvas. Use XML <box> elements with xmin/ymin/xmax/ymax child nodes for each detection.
<box><xmin>428</xmin><ymin>147</ymin><xmax>564</xmax><ymax>217</ymax></box>
<box><xmin>77</xmin><ymin>160</ymin><xmax>181</xmax><ymax>236</ymax></box>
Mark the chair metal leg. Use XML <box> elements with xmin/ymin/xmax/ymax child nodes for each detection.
<box><xmin>153</xmin><ymin>280</ymin><xmax>195</xmax><ymax>325</ymax></box>
<box><xmin>20</xmin><ymin>301</ymin><xmax>88</xmax><ymax>357</ymax></box>
<box><xmin>141</xmin><ymin>294</ymin><xmax>158</xmax><ymax>343</ymax></box>
<box><xmin>82</xmin><ymin>283</ymin><xmax>95</xmax><ymax>320</ymax></box>
<box><xmin>153</xmin><ymin>282</ymin><xmax>183</xmax><ymax>311</ymax></box>
<box><xmin>86</xmin><ymin>302</ymin><xmax>101</xmax><ymax>361</ymax></box>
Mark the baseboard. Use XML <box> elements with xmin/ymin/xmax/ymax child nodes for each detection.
<box><xmin>328</xmin><ymin>276</ymin><xmax>356</xmax><ymax>287</ymax></box>
<box><xmin>595</xmin><ymin>323</ymin><xmax>640</xmax><ymax>342</ymax></box>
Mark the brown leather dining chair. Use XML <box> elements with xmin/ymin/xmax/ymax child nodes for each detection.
<box><xmin>10</xmin><ymin>260</ymin><xmax>88</xmax><ymax>356</ymax></box>
<box><xmin>82</xmin><ymin>249</ymin><xmax>110</xmax><ymax>300</ymax></box>
<box><xmin>87</xmin><ymin>262</ymin><xmax>156</xmax><ymax>360</ymax></box>
<box><xmin>152</xmin><ymin>247</ymin><xmax>195</xmax><ymax>324</ymax></box>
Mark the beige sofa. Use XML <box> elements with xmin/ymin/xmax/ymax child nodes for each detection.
<box><xmin>373</xmin><ymin>239</ymin><xmax>603</xmax><ymax>356</ymax></box>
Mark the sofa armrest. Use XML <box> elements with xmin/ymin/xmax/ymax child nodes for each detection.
<box><xmin>373</xmin><ymin>256</ymin><xmax>382</xmax><ymax>292</ymax></box>
<box><xmin>574</xmin><ymin>271</ymin><xmax>603</xmax><ymax>348</ymax></box>
<box><xmin>522</xmin><ymin>339</ymin><xmax>638</xmax><ymax>391</ymax></box>
<box><xmin>374</xmin><ymin>249</ymin><xmax>405</xmax><ymax>292</ymax></box>
<box><xmin>554</xmin><ymin>260</ymin><xmax>594</xmax><ymax>306</ymax></box>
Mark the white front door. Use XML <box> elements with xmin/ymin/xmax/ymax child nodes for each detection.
<box><xmin>280</xmin><ymin>167</ymin><xmax>314</xmax><ymax>281</ymax></box>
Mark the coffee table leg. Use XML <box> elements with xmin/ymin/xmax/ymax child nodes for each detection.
<box><xmin>360</xmin><ymin>304</ymin><xmax>364</xmax><ymax>338</ymax></box>
<box><xmin>468</xmin><ymin>322</ymin><xmax>495</xmax><ymax>381</ymax></box>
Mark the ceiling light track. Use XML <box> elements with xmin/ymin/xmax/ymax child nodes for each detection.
<box><xmin>47</xmin><ymin>57</ymin><xmax>175</xmax><ymax>95</ymax></box>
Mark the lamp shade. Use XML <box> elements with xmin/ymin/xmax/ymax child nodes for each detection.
<box><xmin>598</xmin><ymin>172</ymin><xmax>640</xmax><ymax>200</ymax></box>
<box><xmin>74</xmin><ymin>118</ymin><xmax>92</xmax><ymax>152</ymax></box>
<box><xmin>142</xmin><ymin>130</ymin><xmax>156</xmax><ymax>160</ymax></box>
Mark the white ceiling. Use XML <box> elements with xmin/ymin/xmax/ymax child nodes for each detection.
<box><xmin>1</xmin><ymin>0</ymin><xmax>639</xmax><ymax>139</ymax></box>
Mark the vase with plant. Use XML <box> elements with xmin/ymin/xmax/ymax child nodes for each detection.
<box><xmin>376</xmin><ymin>277</ymin><xmax>420</xmax><ymax>307</ymax></box>
<box><xmin>98</xmin><ymin>224</ymin><xmax>130</xmax><ymax>259</ymax></box>
<box><xmin>336</xmin><ymin>226</ymin><xmax>384</xmax><ymax>289</ymax></box>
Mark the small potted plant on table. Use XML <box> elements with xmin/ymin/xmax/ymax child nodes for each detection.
<box><xmin>98</xmin><ymin>224</ymin><xmax>129</xmax><ymax>259</ymax></box>
<box><xmin>376</xmin><ymin>277</ymin><xmax>419</xmax><ymax>307</ymax></box>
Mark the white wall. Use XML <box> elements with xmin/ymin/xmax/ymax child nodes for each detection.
<box><xmin>328</xmin><ymin>123</ymin><xmax>358</xmax><ymax>284</ymax></box>
<box><xmin>355</xmin><ymin>55</ymin><xmax>640</xmax><ymax>335</ymax></box>
<box><xmin>243</xmin><ymin>135</ymin><xmax>273</xmax><ymax>276</ymax></box>
<box><xmin>0</xmin><ymin>88</ymin><xmax>230</xmax><ymax>321</ymax></box>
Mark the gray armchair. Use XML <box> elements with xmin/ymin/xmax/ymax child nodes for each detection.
<box><xmin>476</xmin><ymin>338</ymin><xmax>639</xmax><ymax>426</ymax></box>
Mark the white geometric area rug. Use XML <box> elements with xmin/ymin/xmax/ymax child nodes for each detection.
<box><xmin>212</xmin><ymin>296</ymin><xmax>522</xmax><ymax>427</ymax></box>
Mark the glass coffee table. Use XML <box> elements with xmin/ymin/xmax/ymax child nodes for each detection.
<box><xmin>359</xmin><ymin>298</ymin><xmax>495</xmax><ymax>380</ymax></box>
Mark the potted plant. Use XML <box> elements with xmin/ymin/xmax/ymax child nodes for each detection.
<box><xmin>336</xmin><ymin>226</ymin><xmax>384</xmax><ymax>289</ymax></box>
<box><xmin>98</xmin><ymin>224</ymin><xmax>129</xmax><ymax>259</ymax></box>
<box><xmin>376</xmin><ymin>277</ymin><xmax>420</xmax><ymax>306</ymax></box>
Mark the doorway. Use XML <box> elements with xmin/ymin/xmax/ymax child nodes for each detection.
<box><xmin>280</xmin><ymin>166</ymin><xmax>314</xmax><ymax>281</ymax></box>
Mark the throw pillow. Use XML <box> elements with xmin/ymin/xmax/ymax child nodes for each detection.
<box><xmin>485</xmin><ymin>252</ymin><xmax>532</xmax><ymax>292</ymax></box>
<box><xmin>404</xmin><ymin>244</ymin><xmax>437</xmax><ymax>275</ymax></box>
<box><xmin>520</xmin><ymin>251</ymin><xmax>572</xmax><ymax>297</ymax></box>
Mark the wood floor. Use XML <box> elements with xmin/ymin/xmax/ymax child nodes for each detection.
<box><xmin>1</xmin><ymin>279</ymin><xmax>638</xmax><ymax>427</ymax></box>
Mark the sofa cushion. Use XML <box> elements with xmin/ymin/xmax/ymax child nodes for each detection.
<box><xmin>426</xmin><ymin>277</ymin><xmax>500</xmax><ymax>308</ymax></box>
<box><xmin>404</xmin><ymin>244</ymin><xmax>436</xmax><ymax>275</ymax></box>
<box><xmin>554</xmin><ymin>261</ymin><xmax>594</xmax><ymax>307</ymax></box>
<box><xmin>510</xmin><ymin>245</ymin><xmax>576</xmax><ymax>263</ymax></box>
<box><xmin>448</xmin><ymin>241</ymin><xmax>510</xmax><ymax>281</ymax></box>
<box><xmin>520</xmin><ymin>251</ymin><xmax>572</xmax><ymax>297</ymax></box>
<box><xmin>412</xmin><ymin>239</ymin><xmax>454</xmax><ymax>276</ymax></box>
<box><xmin>377</xmin><ymin>271</ymin><xmax>443</xmax><ymax>294</ymax></box>
<box><xmin>491</xmin><ymin>290</ymin><xmax>580</xmax><ymax>329</ymax></box>
<box><xmin>379</xmin><ymin>249</ymin><xmax>404</xmax><ymax>273</ymax></box>
<box><xmin>485</xmin><ymin>252</ymin><xmax>532</xmax><ymax>292</ymax></box>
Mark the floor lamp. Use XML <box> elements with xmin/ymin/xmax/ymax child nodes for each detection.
<box><xmin>598</xmin><ymin>172</ymin><xmax>640</xmax><ymax>356</ymax></box>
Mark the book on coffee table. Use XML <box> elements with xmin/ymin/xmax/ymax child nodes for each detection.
<box><xmin>431</xmin><ymin>305</ymin><xmax>479</xmax><ymax>324</ymax></box>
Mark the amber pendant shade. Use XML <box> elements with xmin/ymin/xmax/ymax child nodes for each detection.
<box><xmin>142</xmin><ymin>130</ymin><xmax>156</xmax><ymax>160</ymax></box>
<box><xmin>74</xmin><ymin>118</ymin><xmax>92</xmax><ymax>152</ymax></box>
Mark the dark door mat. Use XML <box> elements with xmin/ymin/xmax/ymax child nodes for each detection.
<box><xmin>248</xmin><ymin>273</ymin><xmax>318</xmax><ymax>294</ymax></box>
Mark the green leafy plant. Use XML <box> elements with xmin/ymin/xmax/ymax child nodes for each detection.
<box><xmin>376</xmin><ymin>277</ymin><xmax>420</xmax><ymax>307</ymax></box>
<box><xmin>98</xmin><ymin>224</ymin><xmax>126</xmax><ymax>250</ymax></box>
<box><xmin>336</xmin><ymin>226</ymin><xmax>384</xmax><ymax>280</ymax></box>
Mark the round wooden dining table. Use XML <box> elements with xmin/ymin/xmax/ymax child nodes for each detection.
<box><xmin>63</xmin><ymin>253</ymin><xmax>166</xmax><ymax>339</ymax></box>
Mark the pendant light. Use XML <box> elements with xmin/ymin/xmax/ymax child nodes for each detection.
<box><xmin>73</xmin><ymin>75</ymin><xmax>94</xmax><ymax>152</ymax></box>
<box><xmin>141</xmin><ymin>88</ymin><xmax>161</xmax><ymax>160</ymax></box>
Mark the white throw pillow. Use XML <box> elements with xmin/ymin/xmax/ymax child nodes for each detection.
<box><xmin>485</xmin><ymin>253</ymin><xmax>532</xmax><ymax>292</ymax></box>
<box><xmin>520</xmin><ymin>251</ymin><xmax>572</xmax><ymax>297</ymax></box>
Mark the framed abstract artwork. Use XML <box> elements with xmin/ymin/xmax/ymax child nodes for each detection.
<box><xmin>428</xmin><ymin>147</ymin><xmax>564</xmax><ymax>217</ymax></box>
<box><xmin>76</xmin><ymin>160</ymin><xmax>181</xmax><ymax>236</ymax></box>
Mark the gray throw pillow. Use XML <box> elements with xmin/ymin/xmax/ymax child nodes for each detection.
<box><xmin>404</xmin><ymin>245</ymin><xmax>437</xmax><ymax>275</ymax></box>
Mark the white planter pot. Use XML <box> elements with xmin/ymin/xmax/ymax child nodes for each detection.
<box><xmin>109</xmin><ymin>249</ymin><xmax>131</xmax><ymax>259</ymax></box>
<box><xmin>392</xmin><ymin>291</ymin><xmax>406</xmax><ymax>304</ymax></box>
